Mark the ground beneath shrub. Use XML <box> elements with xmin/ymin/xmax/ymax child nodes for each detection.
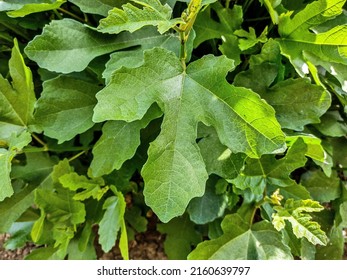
<box><xmin>1</xmin><ymin>230</ymin><xmax>346</xmax><ymax>260</ymax></box>
<box><xmin>0</xmin><ymin>229</ymin><xmax>167</xmax><ymax>260</ymax></box>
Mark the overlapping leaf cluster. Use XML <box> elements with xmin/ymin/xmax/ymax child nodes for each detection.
<box><xmin>0</xmin><ymin>0</ymin><xmax>346</xmax><ymax>260</ymax></box>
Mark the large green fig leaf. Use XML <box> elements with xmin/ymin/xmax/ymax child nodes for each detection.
<box><xmin>93</xmin><ymin>47</ymin><xmax>285</xmax><ymax>222</ymax></box>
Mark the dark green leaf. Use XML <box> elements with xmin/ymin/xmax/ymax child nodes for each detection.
<box><xmin>187</xmin><ymin>176</ymin><xmax>228</xmax><ymax>224</ymax></box>
<box><xmin>158</xmin><ymin>215</ymin><xmax>201</xmax><ymax>259</ymax></box>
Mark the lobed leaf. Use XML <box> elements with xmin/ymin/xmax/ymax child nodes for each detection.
<box><xmin>93</xmin><ymin>47</ymin><xmax>285</xmax><ymax>222</ymax></box>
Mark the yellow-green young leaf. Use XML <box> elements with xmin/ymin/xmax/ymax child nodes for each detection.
<box><xmin>34</xmin><ymin>76</ymin><xmax>99</xmax><ymax>143</ymax></box>
<box><xmin>97</xmin><ymin>0</ymin><xmax>181</xmax><ymax>34</ymax></box>
<box><xmin>286</xmin><ymin>134</ymin><xmax>329</xmax><ymax>168</ymax></box>
<box><xmin>0</xmin><ymin>39</ymin><xmax>35</xmax><ymax>140</ymax></box>
<box><xmin>277</xmin><ymin>0</ymin><xmax>347</xmax><ymax>75</ymax></box>
<box><xmin>98</xmin><ymin>190</ymin><xmax>127</xmax><ymax>254</ymax></box>
<box><xmin>93</xmin><ymin>47</ymin><xmax>285</xmax><ymax>222</ymax></box>
<box><xmin>6</xmin><ymin>0</ymin><xmax>66</xmax><ymax>17</ymax></box>
<box><xmin>157</xmin><ymin>215</ymin><xmax>202</xmax><ymax>260</ymax></box>
<box><xmin>31</xmin><ymin>213</ymin><xmax>45</xmax><ymax>243</ymax></box>
<box><xmin>59</xmin><ymin>172</ymin><xmax>108</xmax><ymax>201</ymax></box>
<box><xmin>272</xmin><ymin>199</ymin><xmax>328</xmax><ymax>246</ymax></box>
<box><xmin>34</xmin><ymin>187</ymin><xmax>86</xmax><ymax>226</ymax></box>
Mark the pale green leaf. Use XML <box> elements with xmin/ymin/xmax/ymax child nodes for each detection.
<box><xmin>187</xmin><ymin>177</ymin><xmax>228</xmax><ymax>224</ymax></box>
<box><xmin>97</xmin><ymin>0</ymin><xmax>181</xmax><ymax>34</ymax></box>
<box><xmin>24</xmin><ymin>19</ymin><xmax>178</xmax><ymax>73</ymax></box>
<box><xmin>231</xmin><ymin>138</ymin><xmax>307</xmax><ymax>195</ymax></box>
<box><xmin>34</xmin><ymin>76</ymin><xmax>99</xmax><ymax>143</ymax></box>
<box><xmin>31</xmin><ymin>213</ymin><xmax>45</xmax><ymax>242</ymax></box>
<box><xmin>157</xmin><ymin>215</ymin><xmax>201</xmax><ymax>259</ymax></box>
<box><xmin>90</xmin><ymin>105</ymin><xmax>162</xmax><ymax>177</ymax></box>
<box><xmin>98</xmin><ymin>190</ymin><xmax>126</xmax><ymax>253</ymax></box>
<box><xmin>301</xmin><ymin>170</ymin><xmax>341</xmax><ymax>203</ymax></box>
<box><xmin>277</xmin><ymin>0</ymin><xmax>347</xmax><ymax>75</ymax></box>
<box><xmin>7</xmin><ymin>0</ymin><xmax>66</xmax><ymax>17</ymax></box>
<box><xmin>0</xmin><ymin>38</ymin><xmax>35</xmax><ymax>139</ymax></box>
<box><xmin>272</xmin><ymin>199</ymin><xmax>328</xmax><ymax>245</ymax></box>
<box><xmin>0</xmin><ymin>148</ymin><xmax>13</xmax><ymax>201</ymax></box>
<box><xmin>59</xmin><ymin>172</ymin><xmax>108</xmax><ymax>201</ymax></box>
<box><xmin>93</xmin><ymin>47</ymin><xmax>285</xmax><ymax>221</ymax></box>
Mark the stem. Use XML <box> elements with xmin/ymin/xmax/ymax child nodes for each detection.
<box><xmin>0</xmin><ymin>22</ymin><xmax>30</xmax><ymax>41</ymax></box>
<box><xmin>23</xmin><ymin>146</ymin><xmax>91</xmax><ymax>153</ymax></box>
<box><xmin>179</xmin><ymin>31</ymin><xmax>187</xmax><ymax>70</ymax></box>
<box><xmin>58</xmin><ymin>8</ymin><xmax>86</xmax><ymax>22</ymax></box>
<box><xmin>225</xmin><ymin>0</ymin><xmax>231</xmax><ymax>8</ymax></box>
<box><xmin>68</xmin><ymin>150</ymin><xmax>87</xmax><ymax>162</ymax></box>
<box><xmin>31</xmin><ymin>133</ymin><xmax>48</xmax><ymax>150</ymax></box>
<box><xmin>53</xmin><ymin>9</ymin><xmax>63</xmax><ymax>20</ymax></box>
